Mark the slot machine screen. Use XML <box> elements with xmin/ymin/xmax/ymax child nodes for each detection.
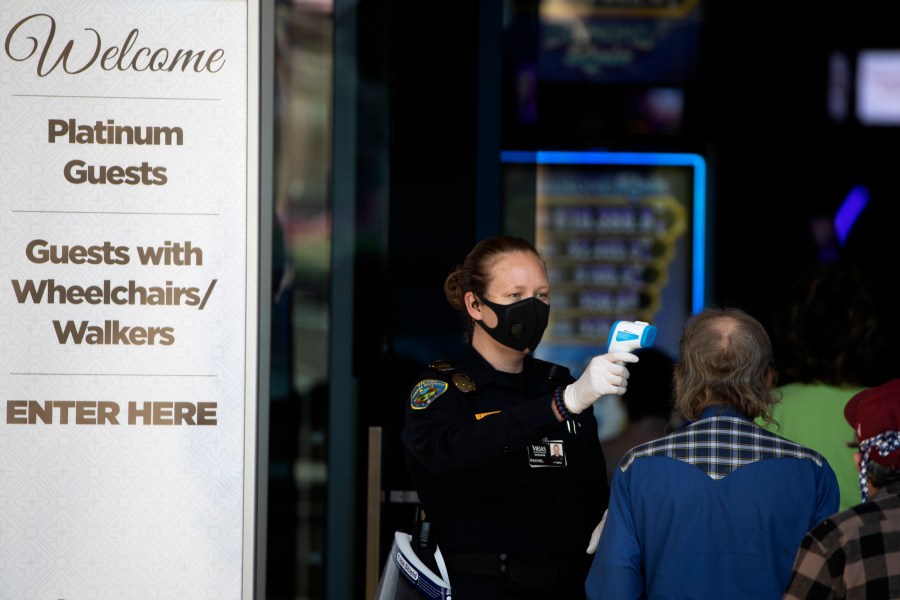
<box><xmin>501</xmin><ymin>150</ymin><xmax>707</xmax><ymax>373</ymax></box>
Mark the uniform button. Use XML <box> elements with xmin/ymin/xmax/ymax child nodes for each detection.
<box><xmin>502</xmin><ymin>446</ymin><xmax>510</xmax><ymax>454</ymax></box>
<box><xmin>499</xmin><ymin>553</ymin><xmax>507</xmax><ymax>572</ymax></box>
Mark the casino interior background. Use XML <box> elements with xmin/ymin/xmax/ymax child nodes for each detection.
<box><xmin>266</xmin><ymin>1</ymin><xmax>900</xmax><ymax>598</ymax></box>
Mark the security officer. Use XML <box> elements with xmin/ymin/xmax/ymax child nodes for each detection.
<box><xmin>401</xmin><ymin>235</ymin><xmax>637</xmax><ymax>599</ymax></box>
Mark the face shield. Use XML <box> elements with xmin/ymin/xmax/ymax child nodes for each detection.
<box><xmin>375</xmin><ymin>530</ymin><xmax>452</xmax><ymax>600</ymax></box>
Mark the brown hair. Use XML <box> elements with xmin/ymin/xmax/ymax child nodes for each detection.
<box><xmin>776</xmin><ymin>261</ymin><xmax>881</xmax><ymax>386</ymax></box>
<box><xmin>444</xmin><ymin>235</ymin><xmax>544</xmax><ymax>342</ymax></box>
<box><xmin>674</xmin><ymin>307</ymin><xmax>779</xmax><ymax>422</ymax></box>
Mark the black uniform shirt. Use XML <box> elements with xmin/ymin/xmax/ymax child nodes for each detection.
<box><xmin>401</xmin><ymin>344</ymin><xmax>610</xmax><ymax>558</ymax></box>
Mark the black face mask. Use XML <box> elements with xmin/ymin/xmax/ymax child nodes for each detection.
<box><xmin>475</xmin><ymin>295</ymin><xmax>550</xmax><ymax>353</ymax></box>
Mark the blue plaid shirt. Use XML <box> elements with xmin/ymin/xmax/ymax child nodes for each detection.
<box><xmin>587</xmin><ymin>405</ymin><xmax>840</xmax><ymax>600</ymax></box>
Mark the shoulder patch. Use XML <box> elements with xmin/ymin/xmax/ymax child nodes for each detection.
<box><xmin>410</xmin><ymin>379</ymin><xmax>449</xmax><ymax>410</ymax></box>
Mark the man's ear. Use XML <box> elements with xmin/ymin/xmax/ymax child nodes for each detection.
<box><xmin>465</xmin><ymin>291</ymin><xmax>481</xmax><ymax>320</ymax></box>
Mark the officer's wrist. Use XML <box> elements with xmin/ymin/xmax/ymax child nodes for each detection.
<box><xmin>552</xmin><ymin>386</ymin><xmax>573</xmax><ymax>421</ymax></box>
<box><xmin>552</xmin><ymin>399</ymin><xmax>565</xmax><ymax>422</ymax></box>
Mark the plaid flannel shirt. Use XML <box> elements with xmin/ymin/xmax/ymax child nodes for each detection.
<box><xmin>620</xmin><ymin>410</ymin><xmax>826</xmax><ymax>478</ymax></box>
<box><xmin>784</xmin><ymin>481</ymin><xmax>900</xmax><ymax>599</ymax></box>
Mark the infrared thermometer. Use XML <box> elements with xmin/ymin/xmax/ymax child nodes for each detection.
<box><xmin>595</xmin><ymin>320</ymin><xmax>657</xmax><ymax>441</ymax></box>
<box><xmin>606</xmin><ymin>320</ymin><xmax>657</xmax><ymax>354</ymax></box>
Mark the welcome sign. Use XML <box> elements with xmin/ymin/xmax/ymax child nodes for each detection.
<box><xmin>0</xmin><ymin>2</ymin><xmax>258</xmax><ymax>598</ymax></box>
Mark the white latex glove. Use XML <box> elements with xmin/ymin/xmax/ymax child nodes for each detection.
<box><xmin>586</xmin><ymin>509</ymin><xmax>608</xmax><ymax>554</ymax></box>
<box><xmin>563</xmin><ymin>351</ymin><xmax>638</xmax><ymax>414</ymax></box>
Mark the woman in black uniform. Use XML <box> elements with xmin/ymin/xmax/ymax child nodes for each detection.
<box><xmin>401</xmin><ymin>235</ymin><xmax>638</xmax><ymax>599</ymax></box>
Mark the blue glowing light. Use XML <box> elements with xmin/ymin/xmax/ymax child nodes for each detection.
<box><xmin>834</xmin><ymin>184</ymin><xmax>869</xmax><ymax>246</ymax></box>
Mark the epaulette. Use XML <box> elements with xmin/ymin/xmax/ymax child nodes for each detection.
<box><xmin>428</xmin><ymin>359</ymin><xmax>477</xmax><ymax>393</ymax></box>
<box><xmin>532</xmin><ymin>358</ymin><xmax>571</xmax><ymax>383</ymax></box>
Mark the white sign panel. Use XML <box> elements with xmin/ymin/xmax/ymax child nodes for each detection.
<box><xmin>0</xmin><ymin>2</ymin><xmax>257</xmax><ymax>598</ymax></box>
<box><xmin>857</xmin><ymin>49</ymin><xmax>900</xmax><ymax>126</ymax></box>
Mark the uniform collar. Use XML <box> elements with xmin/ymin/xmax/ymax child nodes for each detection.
<box><xmin>459</xmin><ymin>344</ymin><xmax>537</xmax><ymax>389</ymax></box>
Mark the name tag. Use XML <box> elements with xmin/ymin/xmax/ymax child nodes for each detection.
<box><xmin>528</xmin><ymin>440</ymin><xmax>566</xmax><ymax>468</ymax></box>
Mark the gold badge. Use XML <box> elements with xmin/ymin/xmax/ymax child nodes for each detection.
<box><xmin>452</xmin><ymin>372</ymin><xmax>477</xmax><ymax>393</ymax></box>
<box><xmin>429</xmin><ymin>360</ymin><xmax>455</xmax><ymax>372</ymax></box>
